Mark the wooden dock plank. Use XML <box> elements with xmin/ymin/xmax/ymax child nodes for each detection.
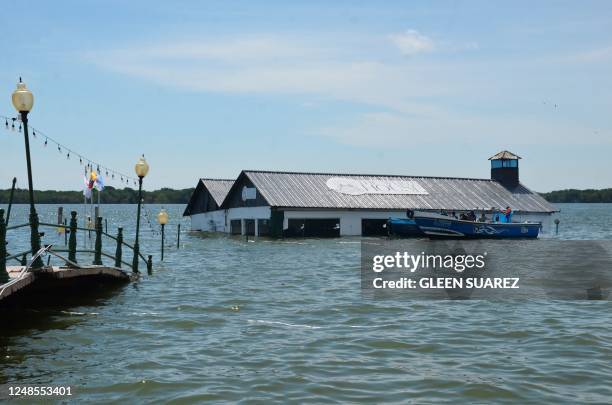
<box><xmin>0</xmin><ymin>265</ymin><xmax>130</xmax><ymax>303</ymax></box>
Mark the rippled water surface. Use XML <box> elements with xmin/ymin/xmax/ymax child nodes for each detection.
<box><xmin>1</xmin><ymin>203</ymin><xmax>611</xmax><ymax>403</ymax></box>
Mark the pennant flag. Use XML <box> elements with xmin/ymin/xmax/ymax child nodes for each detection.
<box><xmin>95</xmin><ymin>173</ymin><xmax>105</xmax><ymax>191</ymax></box>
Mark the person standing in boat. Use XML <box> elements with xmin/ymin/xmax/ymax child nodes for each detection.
<box><xmin>502</xmin><ymin>206</ymin><xmax>512</xmax><ymax>223</ymax></box>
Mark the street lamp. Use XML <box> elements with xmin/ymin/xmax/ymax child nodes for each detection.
<box><xmin>156</xmin><ymin>208</ymin><xmax>168</xmax><ymax>261</ymax></box>
<box><xmin>11</xmin><ymin>78</ymin><xmax>43</xmax><ymax>268</ymax></box>
<box><xmin>132</xmin><ymin>155</ymin><xmax>149</xmax><ymax>272</ymax></box>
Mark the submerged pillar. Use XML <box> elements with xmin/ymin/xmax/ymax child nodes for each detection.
<box><xmin>68</xmin><ymin>211</ymin><xmax>78</xmax><ymax>264</ymax></box>
<box><xmin>93</xmin><ymin>217</ymin><xmax>103</xmax><ymax>265</ymax></box>
<box><xmin>115</xmin><ymin>227</ymin><xmax>123</xmax><ymax>268</ymax></box>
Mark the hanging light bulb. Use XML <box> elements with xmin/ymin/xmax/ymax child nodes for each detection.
<box><xmin>32</xmin><ymin>129</ymin><xmax>36</xmax><ymax>138</ymax></box>
<box><xmin>58</xmin><ymin>145</ymin><xmax>61</xmax><ymax>152</ymax></box>
<box><xmin>18</xmin><ymin>124</ymin><xmax>22</xmax><ymax>132</ymax></box>
<box><xmin>79</xmin><ymin>157</ymin><xmax>83</xmax><ymax>164</ymax></box>
<box><xmin>5</xmin><ymin>119</ymin><xmax>9</xmax><ymax>128</ymax></box>
<box><xmin>11</xmin><ymin>121</ymin><xmax>15</xmax><ymax>131</ymax></box>
<box><xmin>67</xmin><ymin>152</ymin><xmax>70</xmax><ymax>159</ymax></box>
<box><xmin>44</xmin><ymin>138</ymin><xmax>48</xmax><ymax>146</ymax></box>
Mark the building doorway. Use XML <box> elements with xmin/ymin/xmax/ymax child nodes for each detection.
<box><xmin>286</xmin><ymin>218</ymin><xmax>340</xmax><ymax>237</ymax></box>
<box><xmin>230</xmin><ymin>219</ymin><xmax>241</xmax><ymax>235</ymax></box>
<box><xmin>361</xmin><ymin>219</ymin><xmax>388</xmax><ymax>236</ymax></box>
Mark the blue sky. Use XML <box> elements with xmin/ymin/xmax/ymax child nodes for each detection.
<box><xmin>1</xmin><ymin>0</ymin><xmax>611</xmax><ymax>192</ymax></box>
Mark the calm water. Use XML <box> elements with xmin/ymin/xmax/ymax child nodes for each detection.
<box><xmin>1</xmin><ymin>203</ymin><xmax>611</xmax><ymax>403</ymax></box>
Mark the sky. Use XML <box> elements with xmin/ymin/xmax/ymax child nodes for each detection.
<box><xmin>0</xmin><ymin>0</ymin><xmax>611</xmax><ymax>192</ymax></box>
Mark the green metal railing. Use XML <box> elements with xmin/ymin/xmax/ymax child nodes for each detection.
<box><xmin>1</xmin><ymin>209</ymin><xmax>152</xmax><ymax>280</ymax></box>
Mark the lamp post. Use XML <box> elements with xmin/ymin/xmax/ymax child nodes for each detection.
<box><xmin>12</xmin><ymin>78</ymin><xmax>44</xmax><ymax>268</ymax></box>
<box><xmin>157</xmin><ymin>208</ymin><xmax>168</xmax><ymax>261</ymax></box>
<box><xmin>132</xmin><ymin>155</ymin><xmax>149</xmax><ymax>272</ymax></box>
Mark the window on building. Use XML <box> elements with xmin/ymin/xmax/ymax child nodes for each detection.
<box><xmin>492</xmin><ymin>159</ymin><xmax>518</xmax><ymax>168</ymax></box>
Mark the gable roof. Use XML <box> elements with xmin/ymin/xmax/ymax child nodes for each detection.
<box><xmin>224</xmin><ymin>170</ymin><xmax>557</xmax><ymax>213</ymax></box>
<box><xmin>183</xmin><ymin>178</ymin><xmax>235</xmax><ymax>216</ymax></box>
<box><xmin>489</xmin><ymin>150</ymin><xmax>522</xmax><ymax>160</ymax></box>
<box><xmin>200</xmin><ymin>178</ymin><xmax>235</xmax><ymax>206</ymax></box>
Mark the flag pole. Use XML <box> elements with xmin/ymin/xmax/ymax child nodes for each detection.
<box><xmin>83</xmin><ymin>167</ymin><xmax>87</xmax><ymax>248</ymax></box>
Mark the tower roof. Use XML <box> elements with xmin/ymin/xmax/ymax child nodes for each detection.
<box><xmin>488</xmin><ymin>150</ymin><xmax>522</xmax><ymax>160</ymax></box>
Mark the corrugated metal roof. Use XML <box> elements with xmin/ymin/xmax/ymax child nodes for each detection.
<box><xmin>200</xmin><ymin>178</ymin><xmax>235</xmax><ymax>206</ymax></box>
<box><xmin>242</xmin><ymin>170</ymin><xmax>557</xmax><ymax>213</ymax></box>
<box><xmin>489</xmin><ymin>150</ymin><xmax>522</xmax><ymax>160</ymax></box>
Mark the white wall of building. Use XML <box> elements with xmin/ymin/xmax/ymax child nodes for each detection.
<box><xmin>283</xmin><ymin>209</ymin><xmax>408</xmax><ymax>236</ymax></box>
<box><xmin>226</xmin><ymin>206</ymin><xmax>271</xmax><ymax>221</ymax></box>
<box><xmin>190</xmin><ymin>210</ymin><xmax>227</xmax><ymax>232</ymax></box>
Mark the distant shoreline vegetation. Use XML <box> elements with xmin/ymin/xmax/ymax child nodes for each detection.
<box><xmin>539</xmin><ymin>189</ymin><xmax>612</xmax><ymax>203</ymax></box>
<box><xmin>1</xmin><ymin>187</ymin><xmax>611</xmax><ymax>204</ymax></box>
<box><xmin>0</xmin><ymin>186</ymin><xmax>195</xmax><ymax>204</ymax></box>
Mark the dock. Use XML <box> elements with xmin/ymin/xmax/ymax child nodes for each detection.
<box><xmin>1</xmin><ymin>265</ymin><xmax>131</xmax><ymax>305</ymax></box>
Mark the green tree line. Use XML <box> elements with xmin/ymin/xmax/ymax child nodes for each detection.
<box><xmin>2</xmin><ymin>186</ymin><xmax>612</xmax><ymax>204</ymax></box>
<box><xmin>0</xmin><ymin>186</ymin><xmax>195</xmax><ymax>204</ymax></box>
<box><xmin>539</xmin><ymin>188</ymin><xmax>612</xmax><ymax>203</ymax></box>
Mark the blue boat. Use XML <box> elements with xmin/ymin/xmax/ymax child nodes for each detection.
<box><xmin>412</xmin><ymin>212</ymin><xmax>541</xmax><ymax>239</ymax></box>
<box><xmin>387</xmin><ymin>217</ymin><xmax>425</xmax><ymax>238</ymax></box>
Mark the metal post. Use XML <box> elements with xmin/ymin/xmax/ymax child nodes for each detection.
<box><xmin>21</xmin><ymin>111</ymin><xmax>44</xmax><ymax>268</ymax></box>
<box><xmin>177</xmin><ymin>223</ymin><xmax>180</xmax><ymax>249</ymax></box>
<box><xmin>132</xmin><ymin>177</ymin><xmax>143</xmax><ymax>273</ymax></box>
<box><xmin>64</xmin><ymin>218</ymin><xmax>68</xmax><ymax>245</ymax></box>
<box><xmin>554</xmin><ymin>218</ymin><xmax>560</xmax><ymax>235</ymax></box>
<box><xmin>161</xmin><ymin>223</ymin><xmax>165</xmax><ymax>261</ymax></box>
<box><xmin>93</xmin><ymin>216</ymin><xmax>103</xmax><ymax>265</ymax></box>
<box><xmin>105</xmin><ymin>218</ymin><xmax>108</xmax><ymax>234</ymax></box>
<box><xmin>68</xmin><ymin>211</ymin><xmax>78</xmax><ymax>264</ymax></box>
<box><xmin>0</xmin><ymin>209</ymin><xmax>9</xmax><ymax>283</ymax></box>
<box><xmin>115</xmin><ymin>227</ymin><xmax>123</xmax><ymax>268</ymax></box>
<box><xmin>5</xmin><ymin>177</ymin><xmax>16</xmax><ymax>226</ymax></box>
<box><xmin>147</xmin><ymin>255</ymin><xmax>153</xmax><ymax>275</ymax></box>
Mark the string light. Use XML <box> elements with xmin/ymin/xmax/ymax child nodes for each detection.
<box><xmin>2</xmin><ymin>113</ymin><xmax>139</xmax><ymax>187</ymax></box>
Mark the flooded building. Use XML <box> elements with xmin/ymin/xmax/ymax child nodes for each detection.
<box><xmin>184</xmin><ymin>151</ymin><xmax>558</xmax><ymax>236</ymax></box>
<box><xmin>182</xmin><ymin>179</ymin><xmax>234</xmax><ymax>232</ymax></box>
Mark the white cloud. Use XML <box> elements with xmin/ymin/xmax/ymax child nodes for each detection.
<box><xmin>388</xmin><ymin>30</ymin><xmax>435</xmax><ymax>55</ymax></box>
<box><xmin>85</xmin><ymin>33</ymin><xmax>606</xmax><ymax>148</ymax></box>
<box><xmin>316</xmin><ymin>111</ymin><xmax>609</xmax><ymax>147</ymax></box>
<box><xmin>85</xmin><ymin>35</ymin><xmax>459</xmax><ymax>112</ymax></box>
